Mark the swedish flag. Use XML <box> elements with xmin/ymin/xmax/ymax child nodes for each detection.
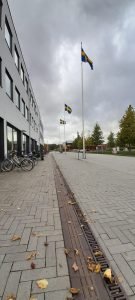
<box><xmin>60</xmin><ymin>119</ymin><xmax>66</xmax><ymax>124</ymax></box>
<box><xmin>81</xmin><ymin>48</ymin><xmax>93</xmax><ymax>70</ymax></box>
<box><xmin>65</xmin><ymin>104</ymin><xmax>72</xmax><ymax>114</ymax></box>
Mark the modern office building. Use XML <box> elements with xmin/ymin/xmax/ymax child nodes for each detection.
<box><xmin>0</xmin><ymin>0</ymin><xmax>44</xmax><ymax>160</ymax></box>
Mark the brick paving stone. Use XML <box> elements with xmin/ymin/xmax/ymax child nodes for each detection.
<box><xmin>45</xmin><ymin>290</ymin><xmax>71</xmax><ymax>300</ymax></box>
<box><xmin>21</xmin><ymin>266</ymin><xmax>56</xmax><ymax>281</ymax></box>
<box><xmin>46</xmin><ymin>242</ymin><xmax>56</xmax><ymax>267</ymax></box>
<box><xmin>0</xmin><ymin>263</ymin><xmax>12</xmax><ymax>297</ymax></box>
<box><xmin>12</xmin><ymin>258</ymin><xmax>45</xmax><ymax>271</ymax></box>
<box><xmin>0</xmin><ymin>245</ymin><xmax>27</xmax><ymax>255</ymax></box>
<box><xmin>20</xmin><ymin>228</ymin><xmax>31</xmax><ymax>245</ymax></box>
<box><xmin>17</xmin><ymin>281</ymin><xmax>31</xmax><ymax>300</ymax></box>
<box><xmin>31</xmin><ymin>294</ymin><xmax>44</xmax><ymax>300</ymax></box>
<box><xmin>32</xmin><ymin>276</ymin><xmax>70</xmax><ymax>294</ymax></box>
<box><xmin>56</xmin><ymin>247</ymin><xmax>69</xmax><ymax>276</ymax></box>
<box><xmin>3</xmin><ymin>271</ymin><xmax>21</xmax><ymax>300</ymax></box>
<box><xmin>56</xmin><ymin>241</ymin><xmax>64</xmax><ymax>248</ymax></box>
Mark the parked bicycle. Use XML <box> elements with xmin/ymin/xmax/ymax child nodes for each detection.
<box><xmin>1</xmin><ymin>151</ymin><xmax>34</xmax><ymax>172</ymax></box>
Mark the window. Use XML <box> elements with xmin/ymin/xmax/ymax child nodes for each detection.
<box><xmin>29</xmin><ymin>113</ymin><xmax>31</xmax><ymax>124</ymax></box>
<box><xmin>22</xmin><ymin>99</ymin><xmax>25</xmax><ymax>117</ymax></box>
<box><xmin>0</xmin><ymin>1</ymin><xmax>3</xmax><ymax>28</ymax></box>
<box><xmin>0</xmin><ymin>57</ymin><xmax>2</xmax><ymax>87</ymax></box>
<box><xmin>25</xmin><ymin>77</ymin><xmax>28</xmax><ymax>94</ymax></box>
<box><xmin>15</xmin><ymin>87</ymin><xmax>20</xmax><ymax>110</ymax></box>
<box><xmin>5</xmin><ymin>18</ymin><xmax>12</xmax><ymax>53</ymax></box>
<box><xmin>14</xmin><ymin>46</ymin><xmax>19</xmax><ymax>71</ymax></box>
<box><xmin>21</xmin><ymin>64</ymin><xmax>24</xmax><ymax>83</ymax></box>
<box><xmin>5</xmin><ymin>69</ymin><xmax>13</xmax><ymax>100</ymax></box>
<box><xmin>26</xmin><ymin>106</ymin><xmax>29</xmax><ymax>121</ymax></box>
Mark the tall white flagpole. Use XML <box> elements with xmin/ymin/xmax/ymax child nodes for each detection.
<box><xmin>81</xmin><ymin>42</ymin><xmax>85</xmax><ymax>159</ymax></box>
<box><xmin>64</xmin><ymin>105</ymin><xmax>66</xmax><ymax>153</ymax></box>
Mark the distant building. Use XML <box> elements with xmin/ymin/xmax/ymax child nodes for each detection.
<box><xmin>0</xmin><ymin>0</ymin><xmax>44</xmax><ymax>160</ymax></box>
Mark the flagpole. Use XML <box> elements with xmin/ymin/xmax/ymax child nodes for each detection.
<box><xmin>64</xmin><ymin>105</ymin><xmax>66</xmax><ymax>153</ymax></box>
<box><xmin>81</xmin><ymin>42</ymin><xmax>85</xmax><ymax>159</ymax></box>
<box><xmin>59</xmin><ymin>123</ymin><xmax>61</xmax><ymax>152</ymax></box>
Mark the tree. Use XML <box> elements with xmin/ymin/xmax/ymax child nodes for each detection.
<box><xmin>118</xmin><ymin>105</ymin><xmax>135</xmax><ymax>149</ymax></box>
<box><xmin>91</xmin><ymin>123</ymin><xmax>104</xmax><ymax>146</ymax></box>
<box><xmin>85</xmin><ymin>135</ymin><xmax>93</xmax><ymax>150</ymax></box>
<box><xmin>107</xmin><ymin>132</ymin><xmax>115</xmax><ymax>148</ymax></box>
<box><xmin>72</xmin><ymin>132</ymin><xmax>83</xmax><ymax>149</ymax></box>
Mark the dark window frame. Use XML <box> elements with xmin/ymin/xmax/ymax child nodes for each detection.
<box><xmin>26</xmin><ymin>106</ymin><xmax>29</xmax><ymax>121</ymax></box>
<box><xmin>22</xmin><ymin>99</ymin><xmax>25</xmax><ymax>117</ymax></box>
<box><xmin>14</xmin><ymin>45</ymin><xmax>19</xmax><ymax>71</ymax></box>
<box><xmin>5</xmin><ymin>68</ymin><xmax>13</xmax><ymax>101</ymax></box>
<box><xmin>21</xmin><ymin>64</ymin><xmax>24</xmax><ymax>84</ymax></box>
<box><xmin>25</xmin><ymin>77</ymin><xmax>28</xmax><ymax>94</ymax></box>
<box><xmin>5</xmin><ymin>17</ymin><xmax>12</xmax><ymax>53</ymax></box>
<box><xmin>15</xmin><ymin>86</ymin><xmax>20</xmax><ymax>110</ymax></box>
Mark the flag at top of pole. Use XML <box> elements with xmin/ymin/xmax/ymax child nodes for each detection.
<box><xmin>81</xmin><ymin>47</ymin><xmax>93</xmax><ymax>70</ymax></box>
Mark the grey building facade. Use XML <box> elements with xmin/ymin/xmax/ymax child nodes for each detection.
<box><xmin>0</xmin><ymin>0</ymin><xmax>44</xmax><ymax>160</ymax></box>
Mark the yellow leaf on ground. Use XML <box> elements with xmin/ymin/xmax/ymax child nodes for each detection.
<box><xmin>68</xmin><ymin>201</ymin><xmax>76</xmax><ymax>205</ymax></box>
<box><xmin>11</xmin><ymin>235</ymin><xmax>21</xmax><ymax>241</ymax></box>
<box><xmin>104</xmin><ymin>268</ymin><xmax>112</xmax><ymax>282</ymax></box>
<box><xmin>69</xmin><ymin>288</ymin><xmax>80</xmax><ymax>294</ymax></box>
<box><xmin>36</xmin><ymin>279</ymin><xmax>48</xmax><ymax>289</ymax></box>
<box><xmin>74</xmin><ymin>249</ymin><xmax>79</xmax><ymax>256</ymax></box>
<box><xmin>88</xmin><ymin>262</ymin><xmax>101</xmax><ymax>273</ymax></box>
<box><xmin>26</xmin><ymin>251</ymin><xmax>37</xmax><ymax>260</ymax></box>
<box><xmin>94</xmin><ymin>250</ymin><xmax>103</xmax><ymax>256</ymax></box>
<box><xmin>6</xmin><ymin>295</ymin><xmax>16</xmax><ymax>300</ymax></box>
<box><xmin>72</xmin><ymin>262</ymin><xmax>79</xmax><ymax>272</ymax></box>
<box><xmin>32</xmin><ymin>232</ymin><xmax>44</xmax><ymax>237</ymax></box>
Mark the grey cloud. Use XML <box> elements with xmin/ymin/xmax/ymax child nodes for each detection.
<box><xmin>9</xmin><ymin>0</ymin><xmax>135</xmax><ymax>143</ymax></box>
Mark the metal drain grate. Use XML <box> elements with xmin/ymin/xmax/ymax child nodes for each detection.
<box><xmin>74</xmin><ymin>203</ymin><xmax>127</xmax><ymax>300</ymax></box>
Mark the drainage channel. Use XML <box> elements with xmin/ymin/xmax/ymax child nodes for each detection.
<box><xmin>53</xmin><ymin>157</ymin><xmax>127</xmax><ymax>300</ymax></box>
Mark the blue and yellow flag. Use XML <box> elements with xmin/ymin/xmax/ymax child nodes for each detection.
<box><xmin>65</xmin><ymin>104</ymin><xmax>72</xmax><ymax>114</ymax></box>
<box><xmin>81</xmin><ymin>48</ymin><xmax>93</xmax><ymax>70</ymax></box>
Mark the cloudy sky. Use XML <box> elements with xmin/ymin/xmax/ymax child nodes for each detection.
<box><xmin>9</xmin><ymin>0</ymin><xmax>135</xmax><ymax>144</ymax></box>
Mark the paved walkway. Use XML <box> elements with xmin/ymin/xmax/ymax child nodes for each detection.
<box><xmin>0</xmin><ymin>155</ymin><xmax>70</xmax><ymax>300</ymax></box>
<box><xmin>54</xmin><ymin>152</ymin><xmax>135</xmax><ymax>300</ymax></box>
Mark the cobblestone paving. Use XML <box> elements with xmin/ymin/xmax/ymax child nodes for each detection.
<box><xmin>54</xmin><ymin>152</ymin><xmax>135</xmax><ymax>299</ymax></box>
<box><xmin>0</xmin><ymin>155</ymin><xmax>70</xmax><ymax>300</ymax></box>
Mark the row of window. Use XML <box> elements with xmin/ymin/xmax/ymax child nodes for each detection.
<box><xmin>3</xmin><ymin>10</ymin><xmax>38</xmax><ymax>117</ymax></box>
<box><xmin>4</xmin><ymin>66</ymin><xmax>38</xmax><ymax>132</ymax></box>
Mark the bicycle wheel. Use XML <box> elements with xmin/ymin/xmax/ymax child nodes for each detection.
<box><xmin>3</xmin><ymin>159</ymin><xmax>13</xmax><ymax>171</ymax></box>
<box><xmin>21</xmin><ymin>158</ymin><xmax>34</xmax><ymax>171</ymax></box>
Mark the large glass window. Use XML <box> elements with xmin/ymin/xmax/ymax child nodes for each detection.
<box><xmin>14</xmin><ymin>46</ymin><xmax>19</xmax><ymax>71</ymax></box>
<box><xmin>26</xmin><ymin>106</ymin><xmax>29</xmax><ymax>121</ymax></box>
<box><xmin>5</xmin><ymin>17</ymin><xmax>12</xmax><ymax>53</ymax></box>
<box><xmin>5</xmin><ymin>69</ymin><xmax>13</xmax><ymax>100</ymax></box>
<box><xmin>0</xmin><ymin>1</ymin><xmax>3</xmax><ymax>28</ymax></box>
<box><xmin>25</xmin><ymin>77</ymin><xmax>28</xmax><ymax>94</ymax></box>
<box><xmin>0</xmin><ymin>57</ymin><xmax>2</xmax><ymax>87</ymax></box>
<box><xmin>21</xmin><ymin>64</ymin><xmax>24</xmax><ymax>83</ymax></box>
<box><xmin>22</xmin><ymin>99</ymin><xmax>25</xmax><ymax>117</ymax></box>
<box><xmin>22</xmin><ymin>134</ymin><xmax>26</xmax><ymax>153</ymax></box>
<box><xmin>15</xmin><ymin>87</ymin><xmax>20</xmax><ymax>110</ymax></box>
<box><xmin>7</xmin><ymin>125</ymin><xmax>17</xmax><ymax>153</ymax></box>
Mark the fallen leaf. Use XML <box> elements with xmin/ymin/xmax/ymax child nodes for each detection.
<box><xmin>72</xmin><ymin>262</ymin><xmax>79</xmax><ymax>272</ymax></box>
<box><xmin>31</xmin><ymin>262</ymin><xmax>36</xmax><ymax>269</ymax></box>
<box><xmin>90</xmin><ymin>286</ymin><xmax>94</xmax><ymax>291</ymax></box>
<box><xmin>74</xmin><ymin>249</ymin><xmax>79</xmax><ymax>256</ymax></box>
<box><xmin>69</xmin><ymin>288</ymin><xmax>80</xmax><ymax>295</ymax></box>
<box><xmin>80</xmin><ymin>224</ymin><xmax>84</xmax><ymax>228</ymax></box>
<box><xmin>94</xmin><ymin>250</ymin><xmax>103</xmax><ymax>256</ymax></box>
<box><xmin>68</xmin><ymin>201</ymin><xmax>76</xmax><ymax>205</ymax></box>
<box><xmin>87</xmin><ymin>256</ymin><xmax>92</xmax><ymax>262</ymax></box>
<box><xmin>6</xmin><ymin>295</ymin><xmax>16</xmax><ymax>300</ymax></box>
<box><xmin>104</xmin><ymin>268</ymin><xmax>112</xmax><ymax>282</ymax></box>
<box><xmin>26</xmin><ymin>251</ymin><xmax>37</xmax><ymax>260</ymax></box>
<box><xmin>32</xmin><ymin>232</ymin><xmax>44</xmax><ymax>237</ymax></box>
<box><xmin>88</xmin><ymin>262</ymin><xmax>101</xmax><ymax>273</ymax></box>
<box><xmin>17</xmin><ymin>207</ymin><xmax>21</xmax><ymax>210</ymax></box>
<box><xmin>68</xmin><ymin>221</ymin><xmax>72</xmax><ymax>224</ymax></box>
<box><xmin>36</xmin><ymin>279</ymin><xmax>48</xmax><ymax>289</ymax></box>
<box><xmin>29</xmin><ymin>298</ymin><xmax>37</xmax><ymax>300</ymax></box>
<box><xmin>11</xmin><ymin>235</ymin><xmax>21</xmax><ymax>241</ymax></box>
